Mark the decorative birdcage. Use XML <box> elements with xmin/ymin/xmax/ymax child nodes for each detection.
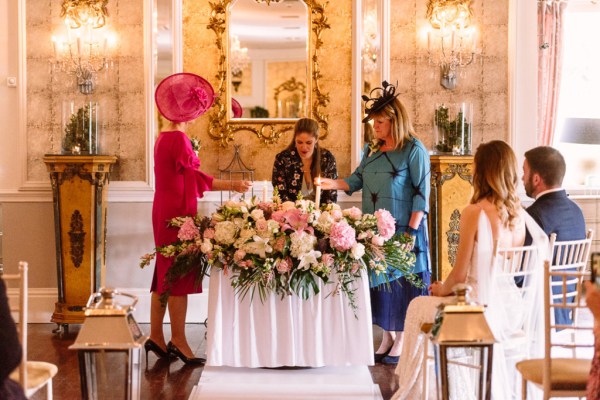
<box><xmin>218</xmin><ymin>144</ymin><xmax>255</xmax><ymax>203</ymax></box>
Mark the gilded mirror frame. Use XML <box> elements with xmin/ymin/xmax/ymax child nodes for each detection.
<box><xmin>207</xmin><ymin>0</ymin><xmax>330</xmax><ymax>146</ymax></box>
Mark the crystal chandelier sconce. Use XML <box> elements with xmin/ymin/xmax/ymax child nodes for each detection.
<box><xmin>254</xmin><ymin>0</ymin><xmax>283</xmax><ymax>5</ymax></box>
<box><xmin>362</xmin><ymin>10</ymin><xmax>380</xmax><ymax>75</ymax></box>
<box><xmin>426</xmin><ymin>0</ymin><xmax>478</xmax><ymax>90</ymax></box>
<box><xmin>52</xmin><ymin>0</ymin><xmax>114</xmax><ymax>94</ymax></box>
<box><xmin>230</xmin><ymin>35</ymin><xmax>250</xmax><ymax>93</ymax></box>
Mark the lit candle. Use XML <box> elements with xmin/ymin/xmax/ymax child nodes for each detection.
<box><xmin>451</xmin><ymin>30</ymin><xmax>455</xmax><ymax>51</ymax></box>
<box><xmin>471</xmin><ymin>29</ymin><xmax>478</xmax><ymax>53</ymax></box>
<box><xmin>77</xmin><ymin>36</ymin><xmax>82</xmax><ymax>57</ymax></box>
<box><xmin>103</xmin><ymin>36</ymin><xmax>108</xmax><ymax>57</ymax></box>
<box><xmin>314</xmin><ymin>176</ymin><xmax>321</xmax><ymax>208</ymax></box>
<box><xmin>262</xmin><ymin>180</ymin><xmax>268</xmax><ymax>203</ymax></box>
<box><xmin>427</xmin><ymin>31</ymin><xmax>431</xmax><ymax>52</ymax></box>
<box><xmin>51</xmin><ymin>36</ymin><xmax>58</xmax><ymax>59</ymax></box>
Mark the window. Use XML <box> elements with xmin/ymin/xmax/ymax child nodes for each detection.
<box><xmin>554</xmin><ymin>4</ymin><xmax>600</xmax><ymax>188</ymax></box>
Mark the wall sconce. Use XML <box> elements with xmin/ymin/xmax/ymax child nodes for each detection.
<box><xmin>52</xmin><ymin>0</ymin><xmax>115</xmax><ymax>94</ymax></box>
<box><xmin>426</xmin><ymin>0</ymin><xmax>478</xmax><ymax>90</ymax></box>
<box><xmin>230</xmin><ymin>35</ymin><xmax>250</xmax><ymax>93</ymax></box>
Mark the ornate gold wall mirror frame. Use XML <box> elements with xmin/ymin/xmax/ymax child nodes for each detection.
<box><xmin>207</xmin><ymin>0</ymin><xmax>330</xmax><ymax>146</ymax></box>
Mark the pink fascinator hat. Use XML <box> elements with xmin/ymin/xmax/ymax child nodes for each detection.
<box><xmin>232</xmin><ymin>97</ymin><xmax>243</xmax><ymax>118</ymax></box>
<box><xmin>155</xmin><ymin>73</ymin><xmax>215</xmax><ymax>123</ymax></box>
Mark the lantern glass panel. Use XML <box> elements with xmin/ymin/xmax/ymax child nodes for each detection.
<box><xmin>435</xmin><ymin>344</ymin><xmax>493</xmax><ymax>400</ymax></box>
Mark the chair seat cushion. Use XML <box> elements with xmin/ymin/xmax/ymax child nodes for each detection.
<box><xmin>9</xmin><ymin>361</ymin><xmax>58</xmax><ymax>391</ymax></box>
<box><xmin>516</xmin><ymin>358</ymin><xmax>591</xmax><ymax>390</ymax></box>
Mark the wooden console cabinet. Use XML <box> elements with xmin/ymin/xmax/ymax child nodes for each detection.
<box><xmin>44</xmin><ymin>155</ymin><xmax>117</xmax><ymax>333</ymax></box>
<box><xmin>429</xmin><ymin>155</ymin><xmax>474</xmax><ymax>281</ymax></box>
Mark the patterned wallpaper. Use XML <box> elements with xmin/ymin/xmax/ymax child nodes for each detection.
<box><xmin>24</xmin><ymin>0</ymin><xmax>508</xmax><ymax>184</ymax></box>
<box><xmin>26</xmin><ymin>0</ymin><xmax>146</xmax><ymax>182</ymax></box>
<box><xmin>183</xmin><ymin>0</ymin><xmax>509</xmax><ymax>180</ymax></box>
<box><xmin>390</xmin><ymin>0</ymin><xmax>509</xmax><ymax>151</ymax></box>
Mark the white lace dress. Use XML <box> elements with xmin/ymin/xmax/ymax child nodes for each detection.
<box><xmin>392</xmin><ymin>209</ymin><xmax>547</xmax><ymax>400</ymax></box>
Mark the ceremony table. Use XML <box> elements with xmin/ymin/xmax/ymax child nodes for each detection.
<box><xmin>206</xmin><ymin>269</ymin><xmax>374</xmax><ymax>368</ymax></box>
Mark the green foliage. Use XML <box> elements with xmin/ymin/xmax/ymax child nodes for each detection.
<box><xmin>62</xmin><ymin>104</ymin><xmax>96</xmax><ymax>154</ymax></box>
<box><xmin>434</xmin><ymin>104</ymin><xmax>471</xmax><ymax>154</ymax></box>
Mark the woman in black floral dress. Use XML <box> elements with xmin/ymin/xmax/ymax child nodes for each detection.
<box><xmin>272</xmin><ymin>118</ymin><xmax>338</xmax><ymax>204</ymax></box>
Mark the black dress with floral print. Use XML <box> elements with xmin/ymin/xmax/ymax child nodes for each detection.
<box><xmin>272</xmin><ymin>148</ymin><xmax>338</xmax><ymax>203</ymax></box>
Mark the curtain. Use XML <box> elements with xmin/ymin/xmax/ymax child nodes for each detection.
<box><xmin>538</xmin><ymin>0</ymin><xmax>568</xmax><ymax>146</ymax></box>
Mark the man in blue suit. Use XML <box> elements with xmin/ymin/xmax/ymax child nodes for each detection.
<box><xmin>523</xmin><ymin>146</ymin><xmax>586</xmax><ymax>325</ymax></box>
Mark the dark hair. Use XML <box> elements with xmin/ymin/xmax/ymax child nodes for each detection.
<box><xmin>524</xmin><ymin>146</ymin><xmax>566</xmax><ymax>187</ymax></box>
<box><xmin>286</xmin><ymin>118</ymin><xmax>322</xmax><ymax>179</ymax></box>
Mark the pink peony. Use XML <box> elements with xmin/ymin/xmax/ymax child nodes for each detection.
<box><xmin>375</xmin><ymin>209</ymin><xmax>396</xmax><ymax>240</ymax></box>
<box><xmin>329</xmin><ymin>221</ymin><xmax>357</xmax><ymax>251</ymax></box>
<box><xmin>178</xmin><ymin>217</ymin><xmax>200</xmax><ymax>241</ymax></box>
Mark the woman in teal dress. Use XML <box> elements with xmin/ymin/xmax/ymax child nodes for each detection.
<box><xmin>320</xmin><ymin>81</ymin><xmax>430</xmax><ymax>364</ymax></box>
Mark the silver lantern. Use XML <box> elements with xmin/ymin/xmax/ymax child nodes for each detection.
<box><xmin>69</xmin><ymin>288</ymin><xmax>147</xmax><ymax>400</ymax></box>
<box><xmin>431</xmin><ymin>284</ymin><xmax>495</xmax><ymax>400</ymax></box>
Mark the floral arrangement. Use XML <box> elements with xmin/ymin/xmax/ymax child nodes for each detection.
<box><xmin>140</xmin><ymin>195</ymin><xmax>422</xmax><ymax>312</ymax></box>
<box><xmin>189</xmin><ymin>137</ymin><xmax>202</xmax><ymax>154</ymax></box>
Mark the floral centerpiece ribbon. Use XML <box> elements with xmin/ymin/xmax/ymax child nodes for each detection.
<box><xmin>140</xmin><ymin>195</ymin><xmax>422</xmax><ymax>314</ymax></box>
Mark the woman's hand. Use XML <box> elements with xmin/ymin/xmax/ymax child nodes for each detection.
<box><xmin>402</xmin><ymin>232</ymin><xmax>416</xmax><ymax>251</ymax></box>
<box><xmin>318</xmin><ymin>178</ymin><xmax>349</xmax><ymax>191</ymax></box>
<box><xmin>429</xmin><ymin>281</ymin><xmax>444</xmax><ymax>297</ymax></box>
<box><xmin>318</xmin><ymin>177</ymin><xmax>335</xmax><ymax>190</ymax></box>
<box><xmin>232</xmin><ymin>180</ymin><xmax>253</xmax><ymax>193</ymax></box>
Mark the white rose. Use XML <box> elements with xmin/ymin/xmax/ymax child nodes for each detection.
<box><xmin>200</xmin><ymin>239</ymin><xmax>213</xmax><ymax>254</ymax></box>
<box><xmin>371</xmin><ymin>235</ymin><xmax>385</xmax><ymax>246</ymax></box>
<box><xmin>350</xmin><ymin>242</ymin><xmax>365</xmax><ymax>259</ymax></box>
<box><xmin>250</xmin><ymin>209</ymin><xmax>264</xmax><ymax>221</ymax></box>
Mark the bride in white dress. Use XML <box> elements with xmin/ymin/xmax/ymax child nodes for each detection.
<box><xmin>392</xmin><ymin>140</ymin><xmax>547</xmax><ymax>400</ymax></box>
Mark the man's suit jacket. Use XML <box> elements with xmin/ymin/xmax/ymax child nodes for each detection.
<box><xmin>526</xmin><ymin>189</ymin><xmax>586</xmax><ymax>326</ymax></box>
<box><xmin>526</xmin><ymin>189</ymin><xmax>586</xmax><ymax>243</ymax></box>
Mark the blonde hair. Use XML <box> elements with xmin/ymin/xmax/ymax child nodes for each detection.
<box><xmin>369</xmin><ymin>97</ymin><xmax>415</xmax><ymax>150</ymax></box>
<box><xmin>471</xmin><ymin>140</ymin><xmax>522</xmax><ymax>228</ymax></box>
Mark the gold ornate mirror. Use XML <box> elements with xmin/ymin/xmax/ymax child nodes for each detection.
<box><xmin>207</xmin><ymin>0</ymin><xmax>330</xmax><ymax>146</ymax></box>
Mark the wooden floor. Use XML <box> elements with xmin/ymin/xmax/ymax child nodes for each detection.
<box><xmin>28</xmin><ymin>323</ymin><xmax>398</xmax><ymax>400</ymax></box>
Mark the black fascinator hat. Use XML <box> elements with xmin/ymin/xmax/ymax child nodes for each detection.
<box><xmin>361</xmin><ymin>81</ymin><xmax>400</xmax><ymax>123</ymax></box>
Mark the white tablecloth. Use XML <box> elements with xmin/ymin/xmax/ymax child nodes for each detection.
<box><xmin>206</xmin><ymin>269</ymin><xmax>374</xmax><ymax>368</ymax></box>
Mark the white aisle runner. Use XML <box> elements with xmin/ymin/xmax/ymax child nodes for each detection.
<box><xmin>188</xmin><ymin>365</ymin><xmax>384</xmax><ymax>400</ymax></box>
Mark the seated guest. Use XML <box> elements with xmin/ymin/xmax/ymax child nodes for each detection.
<box><xmin>0</xmin><ymin>278</ymin><xmax>26</xmax><ymax>400</ymax></box>
<box><xmin>272</xmin><ymin>118</ymin><xmax>338</xmax><ymax>204</ymax></box>
<box><xmin>522</xmin><ymin>146</ymin><xmax>586</xmax><ymax>324</ymax></box>
<box><xmin>392</xmin><ymin>140</ymin><xmax>548</xmax><ymax>400</ymax></box>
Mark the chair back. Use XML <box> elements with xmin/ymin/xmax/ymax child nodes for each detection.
<box><xmin>2</xmin><ymin>261</ymin><xmax>28</xmax><ymax>390</ymax></box>
<box><xmin>548</xmin><ymin>229</ymin><xmax>594</xmax><ymax>330</ymax></box>
<box><xmin>543</xmin><ymin>260</ymin><xmax>594</xmax><ymax>395</ymax></box>
<box><xmin>491</xmin><ymin>242</ymin><xmax>542</xmax><ymax>357</ymax></box>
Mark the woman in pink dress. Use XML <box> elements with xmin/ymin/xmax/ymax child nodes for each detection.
<box><xmin>149</xmin><ymin>73</ymin><xmax>252</xmax><ymax>365</ymax></box>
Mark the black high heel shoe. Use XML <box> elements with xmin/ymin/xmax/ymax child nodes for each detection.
<box><xmin>145</xmin><ymin>339</ymin><xmax>170</xmax><ymax>359</ymax></box>
<box><xmin>167</xmin><ymin>342</ymin><xmax>206</xmax><ymax>365</ymax></box>
<box><xmin>374</xmin><ymin>345</ymin><xmax>392</xmax><ymax>363</ymax></box>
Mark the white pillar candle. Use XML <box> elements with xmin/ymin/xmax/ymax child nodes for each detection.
<box><xmin>262</xmin><ymin>180</ymin><xmax>268</xmax><ymax>202</ymax></box>
<box><xmin>52</xmin><ymin>36</ymin><xmax>58</xmax><ymax>59</ymax></box>
<box><xmin>77</xmin><ymin>36</ymin><xmax>82</xmax><ymax>56</ymax></box>
<box><xmin>314</xmin><ymin>176</ymin><xmax>321</xmax><ymax>208</ymax></box>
